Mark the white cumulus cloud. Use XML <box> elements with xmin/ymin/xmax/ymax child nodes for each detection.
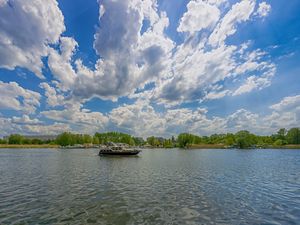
<box><xmin>209</xmin><ymin>0</ymin><xmax>256</xmax><ymax>47</ymax></box>
<box><xmin>0</xmin><ymin>81</ymin><xmax>40</xmax><ymax>114</ymax></box>
<box><xmin>0</xmin><ymin>0</ymin><xmax>65</xmax><ymax>78</ymax></box>
<box><xmin>177</xmin><ymin>0</ymin><xmax>220</xmax><ymax>33</ymax></box>
<box><xmin>256</xmin><ymin>2</ymin><xmax>271</xmax><ymax>17</ymax></box>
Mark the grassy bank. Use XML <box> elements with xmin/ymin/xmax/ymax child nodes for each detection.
<box><xmin>188</xmin><ymin>144</ymin><xmax>227</xmax><ymax>149</ymax></box>
<box><xmin>264</xmin><ymin>145</ymin><xmax>300</xmax><ymax>149</ymax></box>
<box><xmin>0</xmin><ymin>144</ymin><xmax>59</xmax><ymax>149</ymax></box>
<box><xmin>187</xmin><ymin>144</ymin><xmax>300</xmax><ymax>149</ymax></box>
<box><xmin>1</xmin><ymin>144</ymin><xmax>299</xmax><ymax>149</ymax></box>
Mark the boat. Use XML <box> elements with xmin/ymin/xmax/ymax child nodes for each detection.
<box><xmin>99</xmin><ymin>142</ymin><xmax>141</xmax><ymax>156</ymax></box>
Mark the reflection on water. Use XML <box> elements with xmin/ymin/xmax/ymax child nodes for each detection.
<box><xmin>0</xmin><ymin>148</ymin><xmax>299</xmax><ymax>224</ymax></box>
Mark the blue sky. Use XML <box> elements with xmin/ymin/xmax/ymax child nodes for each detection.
<box><xmin>0</xmin><ymin>0</ymin><xmax>299</xmax><ymax>138</ymax></box>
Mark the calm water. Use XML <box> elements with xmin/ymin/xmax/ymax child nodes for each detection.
<box><xmin>0</xmin><ymin>148</ymin><xmax>299</xmax><ymax>225</ymax></box>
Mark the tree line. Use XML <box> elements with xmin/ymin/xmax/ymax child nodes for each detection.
<box><xmin>0</xmin><ymin>128</ymin><xmax>299</xmax><ymax>149</ymax></box>
<box><xmin>175</xmin><ymin>128</ymin><xmax>300</xmax><ymax>148</ymax></box>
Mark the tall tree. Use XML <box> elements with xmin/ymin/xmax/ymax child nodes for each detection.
<box><xmin>286</xmin><ymin>128</ymin><xmax>300</xmax><ymax>144</ymax></box>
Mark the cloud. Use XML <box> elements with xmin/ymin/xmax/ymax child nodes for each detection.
<box><xmin>108</xmin><ymin>99</ymin><xmax>226</xmax><ymax>137</ymax></box>
<box><xmin>226</xmin><ymin>109</ymin><xmax>261</xmax><ymax>131</ymax></box>
<box><xmin>47</xmin><ymin>37</ymin><xmax>78</xmax><ymax>91</ymax></box>
<box><xmin>41</xmin><ymin>103</ymin><xmax>109</xmax><ymax>133</ymax></box>
<box><xmin>0</xmin><ymin>115</ymin><xmax>70</xmax><ymax>137</ymax></box>
<box><xmin>39</xmin><ymin>82</ymin><xmax>64</xmax><ymax>107</ymax></box>
<box><xmin>139</xmin><ymin>0</ymin><xmax>274</xmax><ymax>106</ymax></box>
<box><xmin>11</xmin><ymin>115</ymin><xmax>41</xmax><ymax>125</ymax></box>
<box><xmin>0</xmin><ymin>0</ymin><xmax>65</xmax><ymax>78</ymax></box>
<box><xmin>209</xmin><ymin>0</ymin><xmax>255</xmax><ymax>47</ymax></box>
<box><xmin>109</xmin><ymin>100</ymin><xmax>166</xmax><ymax>137</ymax></box>
<box><xmin>0</xmin><ymin>81</ymin><xmax>40</xmax><ymax>113</ymax></box>
<box><xmin>70</xmin><ymin>0</ymin><xmax>174</xmax><ymax>101</ymax></box>
<box><xmin>154</xmin><ymin>44</ymin><xmax>237</xmax><ymax>105</ymax></box>
<box><xmin>255</xmin><ymin>2</ymin><xmax>271</xmax><ymax>17</ymax></box>
<box><xmin>204</xmin><ymin>90</ymin><xmax>231</xmax><ymax>100</ymax></box>
<box><xmin>265</xmin><ymin>95</ymin><xmax>300</xmax><ymax>129</ymax></box>
<box><xmin>232</xmin><ymin>74</ymin><xmax>270</xmax><ymax>96</ymax></box>
<box><xmin>270</xmin><ymin>95</ymin><xmax>300</xmax><ymax>112</ymax></box>
<box><xmin>32</xmin><ymin>0</ymin><xmax>274</xmax><ymax>107</ymax></box>
<box><xmin>22</xmin><ymin>122</ymin><xmax>70</xmax><ymax>135</ymax></box>
<box><xmin>233</xmin><ymin>55</ymin><xmax>276</xmax><ymax>96</ymax></box>
<box><xmin>107</xmin><ymin>93</ymin><xmax>300</xmax><ymax>137</ymax></box>
<box><xmin>107</xmin><ymin>101</ymin><xmax>256</xmax><ymax>137</ymax></box>
<box><xmin>0</xmin><ymin>0</ymin><xmax>285</xmax><ymax>138</ymax></box>
<box><xmin>177</xmin><ymin>0</ymin><xmax>220</xmax><ymax>34</ymax></box>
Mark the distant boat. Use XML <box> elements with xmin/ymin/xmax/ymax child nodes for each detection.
<box><xmin>99</xmin><ymin>142</ymin><xmax>141</xmax><ymax>156</ymax></box>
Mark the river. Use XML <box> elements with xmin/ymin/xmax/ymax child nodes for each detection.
<box><xmin>0</xmin><ymin>148</ymin><xmax>299</xmax><ymax>224</ymax></box>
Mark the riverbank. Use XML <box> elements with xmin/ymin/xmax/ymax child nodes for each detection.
<box><xmin>1</xmin><ymin>144</ymin><xmax>300</xmax><ymax>149</ymax></box>
<box><xmin>0</xmin><ymin>144</ymin><xmax>59</xmax><ymax>149</ymax></box>
<box><xmin>188</xmin><ymin>144</ymin><xmax>227</xmax><ymax>149</ymax></box>
<box><xmin>187</xmin><ymin>144</ymin><xmax>300</xmax><ymax>149</ymax></box>
<box><xmin>265</xmin><ymin>145</ymin><xmax>300</xmax><ymax>149</ymax></box>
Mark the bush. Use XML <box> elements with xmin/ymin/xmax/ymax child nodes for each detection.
<box><xmin>273</xmin><ymin>139</ymin><xmax>284</xmax><ymax>146</ymax></box>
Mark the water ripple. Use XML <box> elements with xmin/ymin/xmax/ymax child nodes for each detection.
<box><xmin>0</xmin><ymin>148</ymin><xmax>299</xmax><ymax>224</ymax></box>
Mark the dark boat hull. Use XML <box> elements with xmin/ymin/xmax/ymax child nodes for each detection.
<box><xmin>99</xmin><ymin>150</ymin><xmax>141</xmax><ymax>156</ymax></box>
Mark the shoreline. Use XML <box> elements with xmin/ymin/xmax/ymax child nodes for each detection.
<box><xmin>1</xmin><ymin>144</ymin><xmax>299</xmax><ymax>149</ymax></box>
<box><xmin>187</xmin><ymin>144</ymin><xmax>300</xmax><ymax>149</ymax></box>
<box><xmin>0</xmin><ymin>144</ymin><xmax>59</xmax><ymax>149</ymax></box>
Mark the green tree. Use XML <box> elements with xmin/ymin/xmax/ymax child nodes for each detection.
<box><xmin>31</xmin><ymin>139</ymin><xmax>43</xmax><ymax>145</ymax></box>
<box><xmin>177</xmin><ymin>133</ymin><xmax>195</xmax><ymax>148</ymax></box>
<box><xmin>277</xmin><ymin>128</ymin><xmax>287</xmax><ymax>140</ymax></box>
<box><xmin>56</xmin><ymin>132</ymin><xmax>75</xmax><ymax>146</ymax></box>
<box><xmin>147</xmin><ymin>136</ymin><xmax>160</xmax><ymax>147</ymax></box>
<box><xmin>0</xmin><ymin>138</ymin><xmax>7</xmax><ymax>144</ymax></box>
<box><xmin>83</xmin><ymin>134</ymin><xmax>93</xmax><ymax>144</ymax></box>
<box><xmin>286</xmin><ymin>128</ymin><xmax>300</xmax><ymax>144</ymax></box>
<box><xmin>163</xmin><ymin>139</ymin><xmax>173</xmax><ymax>148</ymax></box>
<box><xmin>23</xmin><ymin>138</ymin><xmax>32</xmax><ymax>145</ymax></box>
<box><xmin>93</xmin><ymin>136</ymin><xmax>100</xmax><ymax>145</ymax></box>
<box><xmin>273</xmin><ymin>139</ymin><xmax>284</xmax><ymax>146</ymax></box>
<box><xmin>225</xmin><ymin>133</ymin><xmax>235</xmax><ymax>146</ymax></box>
<box><xmin>8</xmin><ymin>134</ymin><xmax>24</xmax><ymax>144</ymax></box>
<box><xmin>94</xmin><ymin>132</ymin><xmax>136</xmax><ymax>145</ymax></box>
<box><xmin>235</xmin><ymin>130</ymin><xmax>256</xmax><ymax>149</ymax></box>
<box><xmin>133</xmin><ymin>137</ymin><xmax>144</xmax><ymax>146</ymax></box>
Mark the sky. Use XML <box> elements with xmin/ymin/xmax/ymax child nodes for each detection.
<box><xmin>0</xmin><ymin>0</ymin><xmax>300</xmax><ymax>138</ymax></box>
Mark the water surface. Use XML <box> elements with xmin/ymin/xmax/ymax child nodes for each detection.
<box><xmin>0</xmin><ymin>148</ymin><xmax>299</xmax><ymax>224</ymax></box>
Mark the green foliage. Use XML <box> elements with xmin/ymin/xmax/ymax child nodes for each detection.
<box><xmin>277</xmin><ymin>128</ymin><xmax>287</xmax><ymax>140</ymax></box>
<box><xmin>56</xmin><ymin>132</ymin><xmax>75</xmax><ymax>146</ymax></box>
<box><xmin>31</xmin><ymin>139</ymin><xmax>43</xmax><ymax>145</ymax></box>
<box><xmin>163</xmin><ymin>139</ymin><xmax>173</xmax><ymax>148</ymax></box>
<box><xmin>273</xmin><ymin>139</ymin><xmax>284</xmax><ymax>146</ymax></box>
<box><xmin>286</xmin><ymin>128</ymin><xmax>300</xmax><ymax>144</ymax></box>
<box><xmin>8</xmin><ymin>134</ymin><xmax>24</xmax><ymax>144</ymax></box>
<box><xmin>55</xmin><ymin>132</ymin><xmax>94</xmax><ymax>146</ymax></box>
<box><xmin>3</xmin><ymin>127</ymin><xmax>300</xmax><ymax>149</ymax></box>
<box><xmin>83</xmin><ymin>134</ymin><xmax>93</xmax><ymax>144</ymax></box>
<box><xmin>224</xmin><ymin>133</ymin><xmax>235</xmax><ymax>146</ymax></box>
<box><xmin>177</xmin><ymin>133</ymin><xmax>195</xmax><ymax>148</ymax></box>
<box><xmin>0</xmin><ymin>138</ymin><xmax>8</xmax><ymax>144</ymax></box>
<box><xmin>133</xmin><ymin>137</ymin><xmax>144</xmax><ymax>146</ymax></box>
<box><xmin>235</xmin><ymin>130</ymin><xmax>256</xmax><ymax>149</ymax></box>
<box><xmin>146</xmin><ymin>136</ymin><xmax>161</xmax><ymax>147</ymax></box>
<box><xmin>93</xmin><ymin>136</ymin><xmax>100</xmax><ymax>145</ymax></box>
<box><xmin>94</xmin><ymin>132</ymin><xmax>136</xmax><ymax>146</ymax></box>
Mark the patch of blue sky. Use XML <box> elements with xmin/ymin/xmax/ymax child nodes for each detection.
<box><xmin>0</xmin><ymin>68</ymin><xmax>41</xmax><ymax>92</ymax></box>
<box><xmin>83</xmin><ymin>97</ymin><xmax>136</xmax><ymax>114</ymax></box>
<box><xmin>57</xmin><ymin>0</ymin><xmax>99</xmax><ymax>66</ymax></box>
